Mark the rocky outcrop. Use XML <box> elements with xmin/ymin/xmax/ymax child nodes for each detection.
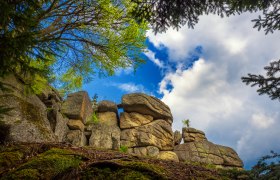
<box><xmin>182</xmin><ymin>127</ymin><xmax>207</xmax><ymax>143</ymax></box>
<box><xmin>174</xmin><ymin>127</ymin><xmax>243</xmax><ymax>168</ymax></box>
<box><xmin>0</xmin><ymin>75</ymin><xmax>57</xmax><ymax>143</ymax></box>
<box><xmin>0</xmin><ymin>76</ymin><xmax>243</xmax><ymax>168</ymax></box>
<box><xmin>120</xmin><ymin>93</ymin><xmax>176</xmax><ymax>161</ymax></box>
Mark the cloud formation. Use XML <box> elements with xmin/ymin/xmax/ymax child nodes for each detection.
<box><xmin>147</xmin><ymin>12</ymin><xmax>280</xmax><ymax>168</ymax></box>
<box><xmin>115</xmin><ymin>83</ymin><xmax>145</xmax><ymax>93</ymax></box>
<box><xmin>144</xmin><ymin>49</ymin><xmax>165</xmax><ymax>68</ymax></box>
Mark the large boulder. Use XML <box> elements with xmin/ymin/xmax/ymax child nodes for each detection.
<box><xmin>61</xmin><ymin>91</ymin><xmax>93</xmax><ymax>124</ymax></box>
<box><xmin>121</xmin><ymin>93</ymin><xmax>172</xmax><ymax>121</ymax></box>
<box><xmin>156</xmin><ymin>151</ymin><xmax>179</xmax><ymax>162</ymax></box>
<box><xmin>120</xmin><ymin>112</ymin><xmax>153</xmax><ymax>129</ymax></box>
<box><xmin>120</xmin><ymin>120</ymin><xmax>174</xmax><ymax>150</ymax></box>
<box><xmin>0</xmin><ymin>75</ymin><xmax>57</xmax><ymax>143</ymax></box>
<box><xmin>97</xmin><ymin>100</ymin><xmax>118</xmax><ymax>114</ymax></box>
<box><xmin>182</xmin><ymin>127</ymin><xmax>207</xmax><ymax>143</ymax></box>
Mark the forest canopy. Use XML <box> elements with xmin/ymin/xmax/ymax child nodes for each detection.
<box><xmin>0</xmin><ymin>0</ymin><xmax>147</xmax><ymax>93</ymax></box>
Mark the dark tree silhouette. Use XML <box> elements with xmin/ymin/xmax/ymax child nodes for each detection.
<box><xmin>131</xmin><ymin>0</ymin><xmax>279</xmax><ymax>33</ymax></box>
<box><xmin>242</xmin><ymin>60</ymin><xmax>280</xmax><ymax>101</ymax></box>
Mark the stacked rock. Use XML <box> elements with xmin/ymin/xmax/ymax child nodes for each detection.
<box><xmin>88</xmin><ymin>100</ymin><xmax>120</xmax><ymax>150</ymax></box>
<box><xmin>119</xmin><ymin>93</ymin><xmax>178</xmax><ymax>162</ymax></box>
<box><xmin>174</xmin><ymin>127</ymin><xmax>243</xmax><ymax>169</ymax></box>
<box><xmin>62</xmin><ymin>91</ymin><xmax>92</xmax><ymax>146</ymax></box>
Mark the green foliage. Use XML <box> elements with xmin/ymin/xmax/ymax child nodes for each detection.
<box><xmin>182</xmin><ymin>119</ymin><xmax>190</xmax><ymax>127</ymax></box>
<box><xmin>119</xmin><ymin>146</ymin><xmax>129</xmax><ymax>153</ymax></box>
<box><xmin>249</xmin><ymin>151</ymin><xmax>280</xmax><ymax>179</ymax></box>
<box><xmin>242</xmin><ymin>59</ymin><xmax>280</xmax><ymax>101</ymax></box>
<box><xmin>87</xmin><ymin>112</ymin><xmax>99</xmax><ymax>125</ymax></box>
<box><xmin>131</xmin><ymin>0</ymin><xmax>277</xmax><ymax>33</ymax></box>
<box><xmin>217</xmin><ymin>168</ymin><xmax>249</xmax><ymax>180</ymax></box>
<box><xmin>0</xmin><ymin>0</ymin><xmax>148</xmax><ymax>94</ymax></box>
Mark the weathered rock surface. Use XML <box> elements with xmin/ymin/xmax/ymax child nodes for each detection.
<box><xmin>174</xmin><ymin>130</ymin><xmax>182</xmax><ymax>145</ymax></box>
<box><xmin>89</xmin><ymin>123</ymin><xmax>121</xmax><ymax>150</ymax></box>
<box><xmin>127</xmin><ymin>146</ymin><xmax>160</xmax><ymax>157</ymax></box>
<box><xmin>183</xmin><ymin>127</ymin><xmax>207</xmax><ymax>143</ymax></box>
<box><xmin>97</xmin><ymin>112</ymin><xmax>118</xmax><ymax>126</ymax></box>
<box><xmin>174</xmin><ymin>128</ymin><xmax>243</xmax><ymax>168</ymax></box>
<box><xmin>122</xmin><ymin>93</ymin><xmax>172</xmax><ymax>121</ymax></box>
<box><xmin>0</xmin><ymin>75</ymin><xmax>57</xmax><ymax>143</ymax></box>
<box><xmin>97</xmin><ymin>100</ymin><xmax>118</xmax><ymax>114</ymax></box>
<box><xmin>120</xmin><ymin>112</ymin><xmax>153</xmax><ymax>129</ymax></box>
<box><xmin>67</xmin><ymin>119</ymin><xmax>85</xmax><ymax>131</ymax></box>
<box><xmin>61</xmin><ymin>91</ymin><xmax>92</xmax><ymax>124</ymax></box>
<box><xmin>66</xmin><ymin>130</ymin><xmax>87</xmax><ymax>146</ymax></box>
<box><xmin>54</xmin><ymin>112</ymin><xmax>69</xmax><ymax>142</ymax></box>
<box><xmin>120</xmin><ymin>120</ymin><xmax>174</xmax><ymax>150</ymax></box>
<box><xmin>156</xmin><ymin>151</ymin><xmax>179</xmax><ymax>162</ymax></box>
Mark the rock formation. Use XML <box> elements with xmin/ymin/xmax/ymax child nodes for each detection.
<box><xmin>174</xmin><ymin>127</ymin><xmax>243</xmax><ymax>169</ymax></box>
<box><xmin>0</xmin><ymin>75</ymin><xmax>59</xmax><ymax>142</ymax></box>
<box><xmin>0</xmin><ymin>76</ymin><xmax>243</xmax><ymax>168</ymax></box>
<box><xmin>120</xmin><ymin>93</ymin><xmax>176</xmax><ymax>160</ymax></box>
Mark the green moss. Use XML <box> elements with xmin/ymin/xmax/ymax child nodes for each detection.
<box><xmin>119</xmin><ymin>145</ymin><xmax>128</xmax><ymax>153</ymax></box>
<box><xmin>2</xmin><ymin>148</ymin><xmax>83</xmax><ymax>179</ymax></box>
<box><xmin>82</xmin><ymin>160</ymin><xmax>167</xmax><ymax>180</ymax></box>
<box><xmin>0</xmin><ymin>151</ymin><xmax>24</xmax><ymax>172</ymax></box>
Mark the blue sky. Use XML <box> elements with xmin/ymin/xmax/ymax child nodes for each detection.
<box><xmin>83</xmin><ymin>12</ymin><xmax>280</xmax><ymax>169</ymax></box>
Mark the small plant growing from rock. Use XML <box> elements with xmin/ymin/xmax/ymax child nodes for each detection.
<box><xmin>91</xmin><ymin>112</ymin><xmax>99</xmax><ymax>124</ymax></box>
<box><xmin>119</xmin><ymin>145</ymin><xmax>128</xmax><ymax>153</ymax></box>
<box><xmin>182</xmin><ymin>119</ymin><xmax>190</xmax><ymax>128</ymax></box>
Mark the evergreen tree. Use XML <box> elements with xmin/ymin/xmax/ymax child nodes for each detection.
<box><xmin>131</xmin><ymin>0</ymin><xmax>279</xmax><ymax>33</ymax></box>
<box><xmin>242</xmin><ymin>60</ymin><xmax>280</xmax><ymax>101</ymax></box>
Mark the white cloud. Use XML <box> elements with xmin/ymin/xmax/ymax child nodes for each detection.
<box><xmin>115</xmin><ymin>83</ymin><xmax>145</xmax><ymax>93</ymax></box>
<box><xmin>251</xmin><ymin>113</ymin><xmax>275</xmax><ymax>129</ymax></box>
<box><xmin>118</xmin><ymin>83</ymin><xmax>144</xmax><ymax>93</ymax></box>
<box><xmin>115</xmin><ymin>66</ymin><xmax>134</xmax><ymax>76</ymax></box>
<box><xmin>148</xmin><ymin>12</ymin><xmax>280</xmax><ymax>168</ymax></box>
<box><xmin>144</xmin><ymin>49</ymin><xmax>165</xmax><ymax>68</ymax></box>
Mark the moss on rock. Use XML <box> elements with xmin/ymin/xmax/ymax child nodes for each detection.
<box><xmin>1</xmin><ymin>148</ymin><xmax>83</xmax><ymax>179</ymax></box>
<box><xmin>81</xmin><ymin>160</ymin><xmax>167</xmax><ymax>180</ymax></box>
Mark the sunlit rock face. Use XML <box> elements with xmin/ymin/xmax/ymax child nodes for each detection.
<box><xmin>119</xmin><ymin>93</ymin><xmax>175</xmax><ymax>159</ymax></box>
<box><xmin>174</xmin><ymin>127</ymin><xmax>243</xmax><ymax>169</ymax></box>
<box><xmin>0</xmin><ymin>75</ymin><xmax>243</xmax><ymax>169</ymax></box>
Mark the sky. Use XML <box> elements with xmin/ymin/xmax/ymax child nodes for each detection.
<box><xmin>83</xmin><ymin>12</ymin><xmax>280</xmax><ymax>169</ymax></box>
